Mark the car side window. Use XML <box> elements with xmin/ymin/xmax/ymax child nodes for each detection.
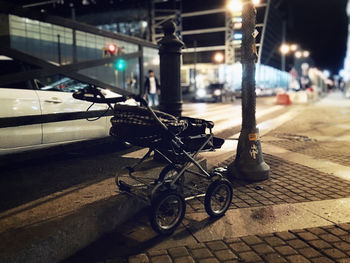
<box><xmin>0</xmin><ymin>57</ymin><xmax>32</xmax><ymax>90</ymax></box>
<box><xmin>35</xmin><ymin>75</ymin><xmax>89</xmax><ymax>93</ymax></box>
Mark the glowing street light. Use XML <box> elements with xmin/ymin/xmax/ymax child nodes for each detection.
<box><xmin>214</xmin><ymin>52</ymin><xmax>224</xmax><ymax>63</ymax></box>
<box><xmin>295</xmin><ymin>51</ymin><xmax>302</xmax><ymax>58</ymax></box>
<box><xmin>279</xmin><ymin>44</ymin><xmax>290</xmax><ymax>54</ymax></box>
<box><xmin>290</xmin><ymin>44</ymin><xmax>298</xmax><ymax>51</ymax></box>
<box><xmin>303</xmin><ymin>50</ymin><xmax>310</xmax><ymax>58</ymax></box>
<box><xmin>252</xmin><ymin>0</ymin><xmax>260</xmax><ymax>5</ymax></box>
<box><xmin>227</xmin><ymin>0</ymin><xmax>243</xmax><ymax>13</ymax></box>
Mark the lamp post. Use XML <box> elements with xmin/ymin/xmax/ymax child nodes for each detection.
<box><xmin>214</xmin><ymin>52</ymin><xmax>224</xmax><ymax>81</ymax></box>
<box><xmin>228</xmin><ymin>0</ymin><xmax>270</xmax><ymax>181</ymax></box>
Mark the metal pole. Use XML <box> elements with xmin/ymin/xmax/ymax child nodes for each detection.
<box><xmin>70</xmin><ymin>3</ymin><xmax>77</xmax><ymax>63</ymax></box>
<box><xmin>281</xmin><ymin>20</ymin><xmax>286</xmax><ymax>71</ymax></box>
<box><xmin>57</xmin><ymin>34</ymin><xmax>61</xmax><ymax>65</ymax></box>
<box><xmin>228</xmin><ymin>1</ymin><xmax>270</xmax><ymax>181</ymax></box>
<box><xmin>193</xmin><ymin>40</ymin><xmax>197</xmax><ymax>91</ymax></box>
<box><xmin>158</xmin><ymin>21</ymin><xmax>184</xmax><ymax>117</ymax></box>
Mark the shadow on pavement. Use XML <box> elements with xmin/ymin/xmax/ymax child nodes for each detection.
<box><xmin>62</xmin><ymin>208</ymin><xmax>220</xmax><ymax>263</ymax></box>
<box><xmin>0</xmin><ymin>139</ymin><xmax>139</xmax><ymax>212</ymax></box>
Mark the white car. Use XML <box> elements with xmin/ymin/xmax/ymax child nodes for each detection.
<box><xmin>0</xmin><ymin>56</ymin><xmax>126</xmax><ymax>155</ymax></box>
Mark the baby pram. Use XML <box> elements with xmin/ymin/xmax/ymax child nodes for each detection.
<box><xmin>73</xmin><ymin>86</ymin><xmax>233</xmax><ymax>235</ymax></box>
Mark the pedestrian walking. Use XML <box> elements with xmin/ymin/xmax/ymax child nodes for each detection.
<box><xmin>144</xmin><ymin>69</ymin><xmax>160</xmax><ymax>107</ymax></box>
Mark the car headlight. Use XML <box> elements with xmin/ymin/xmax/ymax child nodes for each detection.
<box><xmin>196</xmin><ymin>89</ymin><xmax>206</xmax><ymax>97</ymax></box>
<box><xmin>213</xmin><ymin>89</ymin><xmax>221</xmax><ymax>96</ymax></box>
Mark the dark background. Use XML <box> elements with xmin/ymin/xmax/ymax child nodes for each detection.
<box><xmin>6</xmin><ymin>0</ymin><xmax>349</xmax><ymax>74</ymax></box>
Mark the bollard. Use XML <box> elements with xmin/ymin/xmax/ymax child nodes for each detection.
<box><xmin>158</xmin><ymin>21</ymin><xmax>184</xmax><ymax>117</ymax></box>
<box><xmin>228</xmin><ymin>1</ymin><xmax>270</xmax><ymax>181</ymax></box>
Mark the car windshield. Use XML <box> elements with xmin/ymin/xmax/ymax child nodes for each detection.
<box><xmin>39</xmin><ymin>77</ymin><xmax>89</xmax><ymax>92</ymax></box>
<box><xmin>36</xmin><ymin>75</ymin><xmax>90</xmax><ymax>92</ymax></box>
<box><xmin>208</xmin><ymin>84</ymin><xmax>224</xmax><ymax>90</ymax></box>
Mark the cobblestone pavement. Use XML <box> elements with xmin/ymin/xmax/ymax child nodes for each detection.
<box><xmin>186</xmin><ymin>154</ymin><xmax>350</xmax><ymax>213</ymax></box>
<box><xmin>127</xmin><ymin>223</ymin><xmax>350</xmax><ymax>263</ymax></box>
<box><xmin>64</xmin><ymin>94</ymin><xmax>350</xmax><ymax>263</ymax></box>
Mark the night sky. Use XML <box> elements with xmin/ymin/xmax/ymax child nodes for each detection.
<box><xmin>280</xmin><ymin>0</ymin><xmax>348</xmax><ymax>74</ymax></box>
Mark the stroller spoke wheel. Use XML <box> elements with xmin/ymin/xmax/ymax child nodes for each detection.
<box><xmin>205</xmin><ymin>179</ymin><xmax>233</xmax><ymax>218</ymax></box>
<box><xmin>150</xmin><ymin>190</ymin><xmax>186</xmax><ymax>235</ymax></box>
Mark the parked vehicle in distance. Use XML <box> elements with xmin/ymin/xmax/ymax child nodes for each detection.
<box><xmin>0</xmin><ymin>56</ymin><xmax>128</xmax><ymax>156</ymax></box>
<box><xmin>195</xmin><ymin>83</ymin><xmax>235</xmax><ymax>102</ymax></box>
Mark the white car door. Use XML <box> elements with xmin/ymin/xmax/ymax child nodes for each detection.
<box><xmin>0</xmin><ymin>88</ymin><xmax>42</xmax><ymax>151</ymax></box>
<box><xmin>0</xmin><ymin>59</ymin><xmax>42</xmax><ymax>155</ymax></box>
<box><xmin>35</xmin><ymin>77</ymin><xmax>109</xmax><ymax>144</ymax></box>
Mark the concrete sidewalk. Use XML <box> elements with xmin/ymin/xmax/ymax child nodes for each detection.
<box><xmin>1</xmin><ymin>93</ymin><xmax>350</xmax><ymax>263</ymax></box>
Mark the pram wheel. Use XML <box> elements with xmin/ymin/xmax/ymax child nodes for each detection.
<box><xmin>150</xmin><ymin>190</ymin><xmax>186</xmax><ymax>235</ymax></box>
<box><xmin>157</xmin><ymin>164</ymin><xmax>184</xmax><ymax>190</ymax></box>
<box><xmin>205</xmin><ymin>179</ymin><xmax>233</xmax><ymax>218</ymax></box>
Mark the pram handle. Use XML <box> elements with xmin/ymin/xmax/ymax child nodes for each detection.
<box><xmin>73</xmin><ymin>85</ymin><xmax>172</xmax><ymax>134</ymax></box>
<box><xmin>72</xmin><ymin>85</ymin><xmax>148</xmax><ymax>105</ymax></box>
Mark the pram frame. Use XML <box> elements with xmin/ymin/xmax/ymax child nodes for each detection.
<box><xmin>72</xmin><ymin>86</ymin><xmax>233</xmax><ymax>234</ymax></box>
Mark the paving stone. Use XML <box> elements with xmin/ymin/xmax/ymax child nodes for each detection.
<box><xmin>198</xmin><ymin>258</ymin><xmax>219</xmax><ymax>263</ymax></box>
<box><xmin>337</xmin><ymin>259</ymin><xmax>350</xmax><ymax>263</ymax></box>
<box><xmin>224</xmin><ymin>238</ymin><xmax>241</xmax><ymax>244</ymax></box>
<box><xmin>275</xmin><ymin>231</ymin><xmax>297</xmax><ymax>241</ymax></box>
<box><xmin>323</xmin><ymin>248</ymin><xmax>348</xmax><ymax>259</ymax></box>
<box><xmin>296</xmin><ymin>232</ymin><xmax>319</xmax><ymax>241</ymax></box>
<box><xmin>298</xmin><ymin>247</ymin><xmax>322</xmax><ymax>258</ymax></box>
<box><xmin>264</xmin><ymin>236</ymin><xmax>286</xmax><ymax>246</ymax></box>
<box><xmin>251</xmin><ymin>243</ymin><xmax>275</xmax><ymax>254</ymax></box>
<box><xmin>128</xmin><ymin>253</ymin><xmax>149</xmax><ymax>263</ymax></box>
<box><xmin>275</xmin><ymin>245</ymin><xmax>298</xmax><ymax>256</ymax></box>
<box><xmin>322</xmin><ymin>225</ymin><xmax>336</xmax><ymax>230</ymax></box>
<box><xmin>338</xmin><ymin>223</ymin><xmax>350</xmax><ymax>231</ymax></box>
<box><xmin>214</xmin><ymin>249</ymin><xmax>238</xmax><ymax>261</ymax></box>
<box><xmin>305</xmin><ymin>228</ymin><xmax>328</xmax><ymax>235</ymax></box>
<box><xmin>319</xmin><ymin>233</ymin><xmax>341</xmax><ymax>243</ymax></box>
<box><xmin>309</xmin><ymin>257</ymin><xmax>334</xmax><ymax>263</ymax></box>
<box><xmin>174</xmin><ymin>256</ymin><xmax>195</xmax><ymax>263</ymax></box>
<box><xmin>206</xmin><ymin>241</ymin><xmax>228</xmax><ymax>251</ymax></box>
<box><xmin>333</xmin><ymin>241</ymin><xmax>350</xmax><ymax>252</ymax></box>
<box><xmin>286</xmin><ymin>255</ymin><xmax>311</xmax><ymax>263</ymax></box>
<box><xmin>327</xmin><ymin>227</ymin><xmax>349</xmax><ymax>236</ymax></box>
<box><xmin>237</xmin><ymin>251</ymin><xmax>262</xmax><ymax>262</ymax></box>
<box><xmin>191</xmin><ymin>248</ymin><xmax>213</xmax><ymax>260</ymax></box>
<box><xmin>340</xmin><ymin>235</ymin><xmax>350</xmax><ymax>242</ymax></box>
<box><xmin>168</xmin><ymin>247</ymin><xmax>189</xmax><ymax>258</ymax></box>
<box><xmin>241</xmin><ymin>235</ymin><xmax>263</xmax><ymax>246</ymax></box>
<box><xmin>150</xmin><ymin>255</ymin><xmax>172</xmax><ymax>263</ymax></box>
<box><xmin>308</xmin><ymin>240</ymin><xmax>332</xmax><ymax>249</ymax></box>
<box><xmin>261</xmin><ymin>253</ymin><xmax>288</xmax><ymax>263</ymax></box>
<box><xmin>229</xmin><ymin>242</ymin><xmax>251</xmax><ymax>253</ymax></box>
<box><xmin>187</xmin><ymin>243</ymin><xmax>207</xmax><ymax>249</ymax></box>
<box><xmin>291</xmin><ymin>229</ymin><xmax>306</xmax><ymax>233</ymax></box>
<box><xmin>257</xmin><ymin>233</ymin><xmax>274</xmax><ymax>238</ymax></box>
<box><xmin>148</xmin><ymin>249</ymin><xmax>168</xmax><ymax>257</ymax></box>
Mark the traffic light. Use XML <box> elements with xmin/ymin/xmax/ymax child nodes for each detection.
<box><xmin>114</xmin><ymin>58</ymin><xmax>126</xmax><ymax>71</ymax></box>
<box><xmin>107</xmin><ymin>43</ymin><xmax>117</xmax><ymax>56</ymax></box>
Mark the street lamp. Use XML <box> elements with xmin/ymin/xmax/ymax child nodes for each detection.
<box><xmin>303</xmin><ymin>50</ymin><xmax>310</xmax><ymax>58</ymax></box>
<box><xmin>214</xmin><ymin>52</ymin><xmax>224</xmax><ymax>63</ymax></box>
<box><xmin>228</xmin><ymin>0</ymin><xmax>270</xmax><ymax>182</ymax></box>
<box><xmin>279</xmin><ymin>44</ymin><xmax>290</xmax><ymax>55</ymax></box>
<box><xmin>227</xmin><ymin>0</ymin><xmax>243</xmax><ymax>13</ymax></box>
